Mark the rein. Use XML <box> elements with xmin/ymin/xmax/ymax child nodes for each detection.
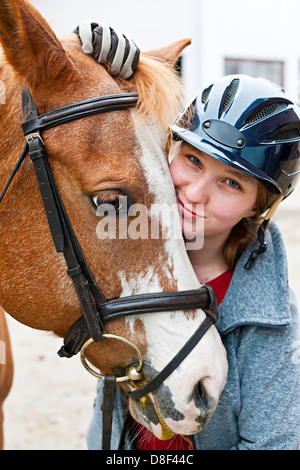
<box><xmin>0</xmin><ymin>86</ymin><xmax>218</xmax><ymax>449</ymax></box>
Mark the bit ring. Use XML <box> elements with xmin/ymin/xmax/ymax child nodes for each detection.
<box><xmin>80</xmin><ymin>334</ymin><xmax>143</xmax><ymax>382</ymax></box>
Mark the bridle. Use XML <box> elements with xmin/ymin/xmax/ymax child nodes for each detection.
<box><xmin>0</xmin><ymin>86</ymin><xmax>218</xmax><ymax>449</ymax></box>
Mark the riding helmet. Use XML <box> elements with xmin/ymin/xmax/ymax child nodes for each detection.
<box><xmin>171</xmin><ymin>74</ymin><xmax>300</xmax><ymax>199</ymax></box>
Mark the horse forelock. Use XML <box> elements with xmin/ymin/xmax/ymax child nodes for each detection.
<box><xmin>128</xmin><ymin>55</ymin><xmax>184</xmax><ymax>141</ymax></box>
<box><xmin>61</xmin><ymin>36</ymin><xmax>184</xmax><ymax>143</ymax></box>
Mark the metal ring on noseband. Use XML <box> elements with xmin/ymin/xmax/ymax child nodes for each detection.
<box><xmin>80</xmin><ymin>334</ymin><xmax>143</xmax><ymax>382</ymax></box>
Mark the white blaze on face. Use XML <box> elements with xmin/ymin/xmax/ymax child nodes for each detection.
<box><xmin>118</xmin><ymin>117</ymin><xmax>228</xmax><ymax>434</ymax></box>
<box><xmin>119</xmin><ymin>116</ymin><xmax>204</xmax><ymax>358</ymax></box>
<box><xmin>131</xmin><ymin>116</ymin><xmax>202</xmax><ymax>289</ymax></box>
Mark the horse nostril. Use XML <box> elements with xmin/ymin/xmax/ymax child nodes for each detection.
<box><xmin>195</xmin><ymin>381</ymin><xmax>209</xmax><ymax>410</ymax></box>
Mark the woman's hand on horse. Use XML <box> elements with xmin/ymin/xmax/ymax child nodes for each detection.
<box><xmin>75</xmin><ymin>21</ymin><xmax>140</xmax><ymax>79</ymax></box>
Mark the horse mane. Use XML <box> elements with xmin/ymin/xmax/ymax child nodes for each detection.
<box><xmin>0</xmin><ymin>0</ymin><xmax>187</xmax><ymax>150</ymax></box>
<box><xmin>0</xmin><ymin>13</ymin><xmax>184</xmax><ymax>147</ymax></box>
<box><xmin>59</xmin><ymin>34</ymin><xmax>184</xmax><ymax>140</ymax></box>
<box><xmin>127</xmin><ymin>55</ymin><xmax>184</xmax><ymax>141</ymax></box>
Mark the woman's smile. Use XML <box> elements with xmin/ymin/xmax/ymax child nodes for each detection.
<box><xmin>177</xmin><ymin>197</ymin><xmax>206</xmax><ymax>220</ymax></box>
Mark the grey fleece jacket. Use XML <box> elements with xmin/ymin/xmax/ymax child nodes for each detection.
<box><xmin>86</xmin><ymin>223</ymin><xmax>300</xmax><ymax>450</ymax></box>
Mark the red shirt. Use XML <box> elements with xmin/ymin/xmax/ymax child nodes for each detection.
<box><xmin>135</xmin><ymin>269</ymin><xmax>233</xmax><ymax>450</ymax></box>
<box><xmin>208</xmin><ymin>269</ymin><xmax>233</xmax><ymax>306</ymax></box>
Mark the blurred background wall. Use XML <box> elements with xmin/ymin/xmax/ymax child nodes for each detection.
<box><xmin>31</xmin><ymin>0</ymin><xmax>300</xmax><ymax>100</ymax></box>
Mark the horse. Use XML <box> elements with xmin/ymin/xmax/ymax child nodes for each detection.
<box><xmin>0</xmin><ymin>0</ymin><xmax>227</xmax><ymax>448</ymax></box>
<box><xmin>0</xmin><ymin>307</ymin><xmax>13</xmax><ymax>449</ymax></box>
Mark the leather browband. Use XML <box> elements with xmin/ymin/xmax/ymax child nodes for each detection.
<box><xmin>22</xmin><ymin>92</ymin><xmax>139</xmax><ymax>135</ymax></box>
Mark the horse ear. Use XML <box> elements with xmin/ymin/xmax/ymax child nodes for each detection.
<box><xmin>0</xmin><ymin>0</ymin><xmax>74</xmax><ymax>87</ymax></box>
<box><xmin>142</xmin><ymin>38</ymin><xmax>192</xmax><ymax>66</ymax></box>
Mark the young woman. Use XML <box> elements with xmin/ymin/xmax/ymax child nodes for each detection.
<box><xmin>78</xmin><ymin>24</ymin><xmax>300</xmax><ymax>450</ymax></box>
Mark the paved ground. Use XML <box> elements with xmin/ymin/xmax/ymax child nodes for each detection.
<box><xmin>2</xmin><ymin>185</ymin><xmax>300</xmax><ymax>450</ymax></box>
<box><xmin>3</xmin><ymin>319</ymin><xmax>96</xmax><ymax>450</ymax></box>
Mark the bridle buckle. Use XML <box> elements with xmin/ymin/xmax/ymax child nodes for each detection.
<box><xmin>25</xmin><ymin>132</ymin><xmax>44</xmax><ymax>146</ymax></box>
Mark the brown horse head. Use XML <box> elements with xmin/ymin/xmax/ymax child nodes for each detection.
<box><xmin>0</xmin><ymin>0</ymin><xmax>227</xmax><ymax>440</ymax></box>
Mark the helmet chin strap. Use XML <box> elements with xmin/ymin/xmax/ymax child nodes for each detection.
<box><xmin>244</xmin><ymin>194</ymin><xmax>284</xmax><ymax>270</ymax></box>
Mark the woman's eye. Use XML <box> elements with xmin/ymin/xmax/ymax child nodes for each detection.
<box><xmin>92</xmin><ymin>194</ymin><xmax>126</xmax><ymax>213</ymax></box>
<box><xmin>225</xmin><ymin>179</ymin><xmax>240</xmax><ymax>189</ymax></box>
<box><xmin>189</xmin><ymin>156</ymin><xmax>201</xmax><ymax>167</ymax></box>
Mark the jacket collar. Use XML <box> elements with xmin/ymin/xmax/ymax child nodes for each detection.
<box><xmin>216</xmin><ymin>223</ymin><xmax>291</xmax><ymax>336</ymax></box>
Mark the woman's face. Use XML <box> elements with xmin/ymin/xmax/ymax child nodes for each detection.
<box><xmin>169</xmin><ymin>142</ymin><xmax>259</xmax><ymax>245</ymax></box>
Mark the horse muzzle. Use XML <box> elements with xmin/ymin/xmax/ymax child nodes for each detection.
<box><xmin>127</xmin><ymin>361</ymin><xmax>217</xmax><ymax>439</ymax></box>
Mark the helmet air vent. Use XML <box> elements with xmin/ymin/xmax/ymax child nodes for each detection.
<box><xmin>221</xmin><ymin>78</ymin><xmax>240</xmax><ymax>114</ymax></box>
<box><xmin>269</xmin><ymin>127</ymin><xmax>300</xmax><ymax>142</ymax></box>
<box><xmin>246</xmin><ymin>102</ymin><xmax>288</xmax><ymax>125</ymax></box>
<box><xmin>201</xmin><ymin>84</ymin><xmax>213</xmax><ymax>105</ymax></box>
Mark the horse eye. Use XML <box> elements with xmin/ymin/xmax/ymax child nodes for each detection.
<box><xmin>92</xmin><ymin>194</ymin><xmax>126</xmax><ymax>213</ymax></box>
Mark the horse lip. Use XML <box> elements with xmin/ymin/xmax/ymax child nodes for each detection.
<box><xmin>128</xmin><ymin>391</ymin><xmax>176</xmax><ymax>440</ymax></box>
<box><xmin>126</xmin><ymin>362</ymin><xmax>216</xmax><ymax>436</ymax></box>
<box><xmin>147</xmin><ymin>392</ymin><xmax>176</xmax><ymax>439</ymax></box>
<box><xmin>129</xmin><ymin>386</ymin><xmax>214</xmax><ymax>439</ymax></box>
